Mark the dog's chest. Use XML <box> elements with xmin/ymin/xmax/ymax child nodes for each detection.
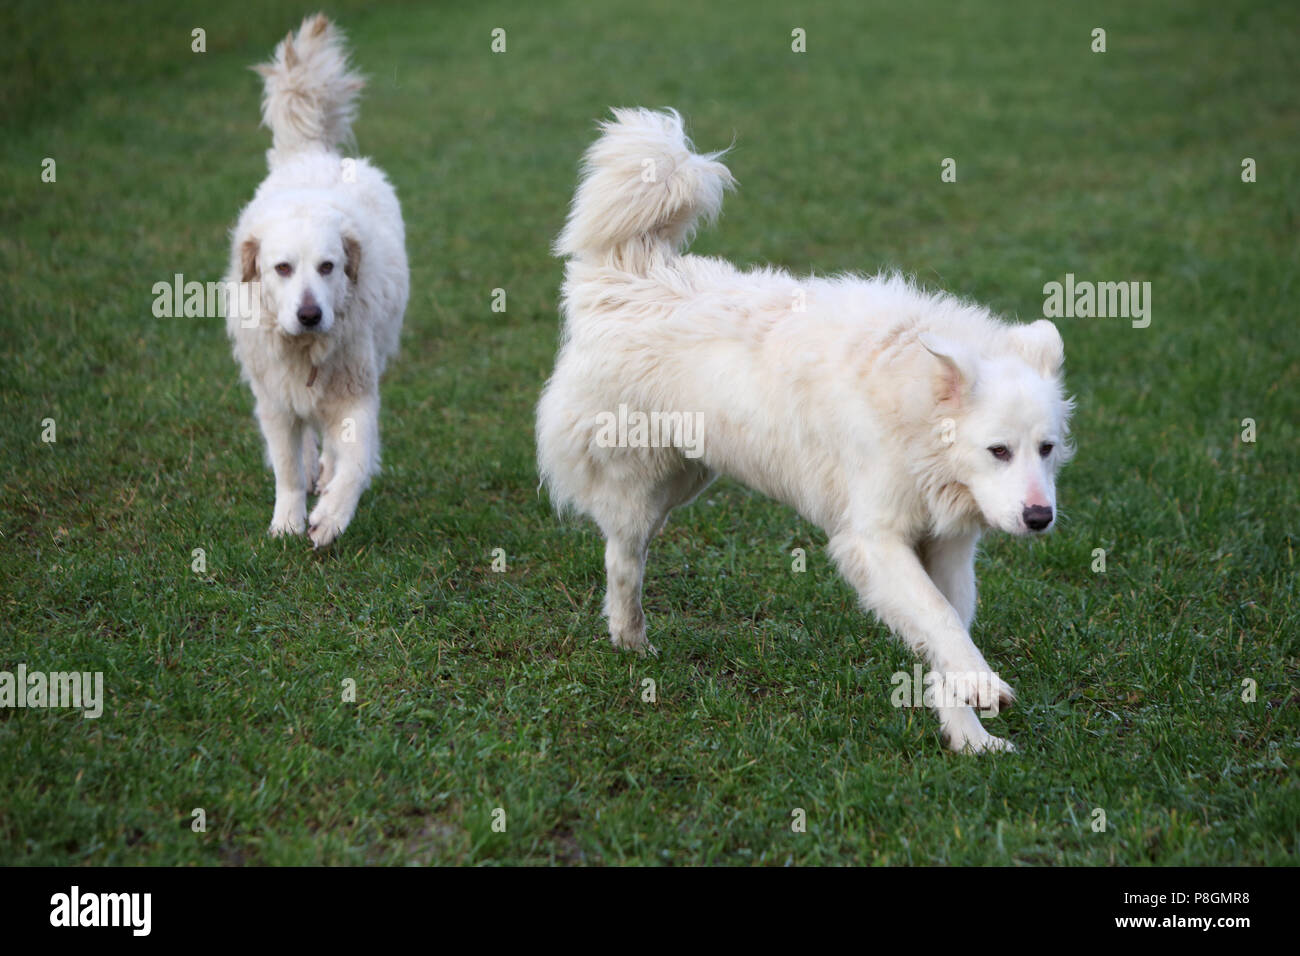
<box><xmin>246</xmin><ymin>334</ymin><xmax>333</xmax><ymax>420</ymax></box>
<box><xmin>280</xmin><ymin>373</ymin><xmax>321</xmax><ymax>419</ymax></box>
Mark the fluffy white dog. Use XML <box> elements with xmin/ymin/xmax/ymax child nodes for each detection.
<box><xmin>537</xmin><ymin>109</ymin><xmax>1074</xmax><ymax>753</ymax></box>
<box><xmin>225</xmin><ymin>14</ymin><xmax>408</xmax><ymax>548</ymax></box>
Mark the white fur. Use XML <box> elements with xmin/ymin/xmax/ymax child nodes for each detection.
<box><xmin>225</xmin><ymin>14</ymin><xmax>408</xmax><ymax>548</ymax></box>
<box><xmin>537</xmin><ymin>109</ymin><xmax>1074</xmax><ymax>753</ymax></box>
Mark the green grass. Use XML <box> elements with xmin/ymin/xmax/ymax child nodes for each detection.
<box><xmin>1</xmin><ymin>0</ymin><xmax>1296</xmax><ymax>865</ymax></box>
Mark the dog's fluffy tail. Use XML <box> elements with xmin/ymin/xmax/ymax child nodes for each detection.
<box><xmin>254</xmin><ymin>13</ymin><xmax>363</xmax><ymax>163</ymax></box>
<box><xmin>555</xmin><ymin>109</ymin><xmax>734</xmax><ymax>272</ymax></box>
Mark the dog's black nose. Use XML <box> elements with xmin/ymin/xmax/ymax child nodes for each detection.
<box><xmin>1023</xmin><ymin>505</ymin><xmax>1054</xmax><ymax>531</ymax></box>
<box><xmin>297</xmin><ymin>304</ymin><xmax>322</xmax><ymax>327</ymax></box>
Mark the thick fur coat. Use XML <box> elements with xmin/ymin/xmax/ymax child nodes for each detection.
<box><xmin>537</xmin><ymin>109</ymin><xmax>1074</xmax><ymax>753</ymax></box>
<box><xmin>225</xmin><ymin>14</ymin><xmax>408</xmax><ymax>548</ymax></box>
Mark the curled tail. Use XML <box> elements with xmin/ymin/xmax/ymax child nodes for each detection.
<box><xmin>555</xmin><ymin>108</ymin><xmax>735</xmax><ymax>273</ymax></box>
<box><xmin>253</xmin><ymin>13</ymin><xmax>364</xmax><ymax>164</ymax></box>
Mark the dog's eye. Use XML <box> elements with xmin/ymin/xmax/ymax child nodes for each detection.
<box><xmin>988</xmin><ymin>445</ymin><xmax>1011</xmax><ymax>462</ymax></box>
<box><xmin>318</xmin><ymin>261</ymin><xmax>334</xmax><ymax>276</ymax></box>
<box><xmin>1039</xmin><ymin>442</ymin><xmax>1055</xmax><ymax>458</ymax></box>
<box><xmin>274</xmin><ymin>263</ymin><xmax>293</xmax><ymax>277</ymax></box>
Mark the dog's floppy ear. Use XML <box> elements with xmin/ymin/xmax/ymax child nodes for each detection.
<box><xmin>342</xmin><ymin>235</ymin><xmax>361</xmax><ymax>284</ymax></box>
<box><xmin>240</xmin><ymin>237</ymin><xmax>260</xmax><ymax>283</ymax></box>
<box><xmin>919</xmin><ymin>333</ymin><xmax>977</xmax><ymax>406</ymax></box>
<box><xmin>1008</xmin><ymin>319</ymin><xmax>1064</xmax><ymax>377</ymax></box>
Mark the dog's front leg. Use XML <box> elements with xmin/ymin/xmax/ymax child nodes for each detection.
<box><xmin>918</xmin><ymin>533</ymin><xmax>1012</xmax><ymax>752</ymax></box>
<box><xmin>829</xmin><ymin>531</ymin><xmax>1014</xmax><ymax>753</ymax></box>
<box><xmin>919</xmin><ymin>533</ymin><xmax>979</xmax><ymax>629</ymax></box>
<box><xmin>309</xmin><ymin>395</ymin><xmax>379</xmax><ymax>548</ymax></box>
<box><xmin>257</xmin><ymin>401</ymin><xmax>307</xmax><ymax>537</ymax></box>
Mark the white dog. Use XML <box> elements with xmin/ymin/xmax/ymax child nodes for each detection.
<box><xmin>225</xmin><ymin>14</ymin><xmax>408</xmax><ymax>548</ymax></box>
<box><xmin>537</xmin><ymin>109</ymin><xmax>1074</xmax><ymax>753</ymax></box>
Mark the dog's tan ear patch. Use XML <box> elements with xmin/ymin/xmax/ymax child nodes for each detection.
<box><xmin>240</xmin><ymin>238</ymin><xmax>260</xmax><ymax>283</ymax></box>
<box><xmin>343</xmin><ymin>235</ymin><xmax>361</xmax><ymax>284</ymax></box>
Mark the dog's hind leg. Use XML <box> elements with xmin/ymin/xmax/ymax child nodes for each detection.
<box><xmin>302</xmin><ymin>427</ymin><xmax>322</xmax><ymax>493</ymax></box>
<box><xmin>601</xmin><ymin>527</ymin><xmax>655</xmax><ymax>654</ymax></box>
<box><xmin>597</xmin><ymin>460</ymin><xmax>715</xmax><ymax>655</ymax></box>
<box><xmin>315</xmin><ymin>430</ymin><xmax>335</xmax><ymax>495</ymax></box>
<box><xmin>258</xmin><ymin>400</ymin><xmax>308</xmax><ymax>537</ymax></box>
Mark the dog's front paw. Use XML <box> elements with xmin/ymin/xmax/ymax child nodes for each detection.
<box><xmin>269</xmin><ymin>512</ymin><xmax>306</xmax><ymax>537</ymax></box>
<box><xmin>965</xmin><ymin>671</ymin><xmax>1015</xmax><ymax>715</ymax></box>
<box><xmin>938</xmin><ymin>705</ymin><xmax>1016</xmax><ymax>755</ymax></box>
<box><xmin>946</xmin><ymin>723</ymin><xmax>1017</xmax><ymax>755</ymax></box>
<box><xmin>308</xmin><ymin>521</ymin><xmax>342</xmax><ymax>549</ymax></box>
<box><xmin>933</xmin><ymin>657</ymin><xmax>1015</xmax><ymax>714</ymax></box>
<box><xmin>269</xmin><ymin>489</ymin><xmax>308</xmax><ymax>537</ymax></box>
<box><xmin>307</xmin><ymin>499</ymin><xmax>348</xmax><ymax>549</ymax></box>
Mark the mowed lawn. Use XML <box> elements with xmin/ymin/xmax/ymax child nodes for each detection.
<box><xmin>0</xmin><ymin>0</ymin><xmax>1296</xmax><ymax>865</ymax></box>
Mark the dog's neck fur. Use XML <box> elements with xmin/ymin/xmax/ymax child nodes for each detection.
<box><xmin>271</xmin><ymin>327</ymin><xmax>335</xmax><ymax>385</ymax></box>
<box><xmin>911</xmin><ymin>429</ymin><xmax>985</xmax><ymax>539</ymax></box>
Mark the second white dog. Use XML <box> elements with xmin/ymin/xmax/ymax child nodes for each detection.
<box><xmin>537</xmin><ymin>109</ymin><xmax>1074</xmax><ymax>753</ymax></box>
<box><xmin>225</xmin><ymin>15</ymin><xmax>408</xmax><ymax>548</ymax></box>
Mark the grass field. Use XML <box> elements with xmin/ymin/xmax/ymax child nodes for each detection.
<box><xmin>1</xmin><ymin>0</ymin><xmax>1296</xmax><ymax>865</ymax></box>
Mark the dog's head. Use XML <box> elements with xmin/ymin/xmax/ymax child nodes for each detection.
<box><xmin>923</xmin><ymin>320</ymin><xmax>1074</xmax><ymax>536</ymax></box>
<box><xmin>239</xmin><ymin>210</ymin><xmax>360</xmax><ymax>337</ymax></box>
